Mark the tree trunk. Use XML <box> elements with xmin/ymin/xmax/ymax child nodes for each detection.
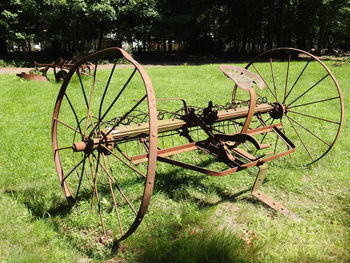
<box><xmin>98</xmin><ymin>27</ymin><xmax>104</xmax><ymax>50</ymax></box>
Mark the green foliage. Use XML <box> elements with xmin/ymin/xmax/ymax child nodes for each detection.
<box><xmin>1</xmin><ymin>0</ymin><xmax>350</xmax><ymax>56</ymax></box>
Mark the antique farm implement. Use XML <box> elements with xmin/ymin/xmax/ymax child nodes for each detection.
<box><xmin>35</xmin><ymin>57</ymin><xmax>93</xmax><ymax>81</ymax></box>
<box><xmin>52</xmin><ymin>47</ymin><xmax>344</xmax><ymax>244</ymax></box>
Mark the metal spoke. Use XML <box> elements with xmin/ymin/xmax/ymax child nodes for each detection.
<box><xmin>54</xmin><ymin>118</ymin><xmax>84</xmax><ymax>137</ymax></box>
<box><xmin>251</xmin><ymin>63</ymin><xmax>278</xmax><ymax>102</ymax></box>
<box><xmin>90</xmin><ymin>152</ymin><xmax>107</xmax><ymax>235</ymax></box>
<box><xmin>269</xmin><ymin>57</ymin><xmax>278</xmax><ymax>101</ymax></box>
<box><xmin>115</xmin><ymin>144</ymin><xmax>137</xmax><ymax>162</ymax></box>
<box><xmin>93</xmin><ymin>153</ymin><xmax>138</xmax><ymax>216</ymax></box>
<box><xmin>74</xmin><ymin>153</ymin><xmax>87</xmax><ymax>199</ymax></box>
<box><xmin>287</xmin><ymin>110</ymin><xmax>340</xmax><ymax>125</ymax></box>
<box><xmin>63</xmin><ymin>94</ymin><xmax>83</xmax><ymax>136</ymax></box>
<box><xmin>283</xmin><ymin>57</ymin><xmax>311</xmax><ymax>104</ymax></box>
<box><xmin>255</xmin><ymin>117</ymin><xmax>272</xmax><ymax>129</ymax></box>
<box><xmin>103</xmin><ymin>156</ymin><xmax>124</xmax><ymax>235</ymax></box>
<box><xmin>54</xmin><ymin>145</ymin><xmax>73</xmax><ymax>151</ymax></box>
<box><xmin>89</xmin><ymin>68</ymin><xmax>138</xmax><ymax>137</ymax></box>
<box><xmin>286</xmin><ymin>74</ymin><xmax>330</xmax><ymax>107</ymax></box>
<box><xmin>104</xmin><ymin>94</ymin><xmax>147</xmax><ymax>137</ymax></box>
<box><xmin>260</xmin><ymin>118</ymin><xmax>274</xmax><ymax>144</ymax></box>
<box><xmin>283</xmin><ymin>54</ymin><xmax>291</xmax><ymax>103</ymax></box>
<box><xmin>61</xmin><ymin>155</ymin><xmax>87</xmax><ymax>183</ymax></box>
<box><xmin>98</xmin><ymin>62</ymin><xmax>117</xmax><ymax>120</ymax></box>
<box><xmin>288</xmin><ymin>96</ymin><xmax>340</xmax><ymax>109</ymax></box>
<box><xmin>87</xmin><ymin>154</ymin><xmax>97</xmax><ymax>209</ymax></box>
<box><xmin>100</xmin><ymin>68</ymin><xmax>137</xmax><ymax>122</ymax></box>
<box><xmin>286</xmin><ymin>115</ymin><xmax>313</xmax><ymax>161</ymax></box>
<box><xmin>102</xmin><ymin>145</ymin><xmax>146</xmax><ymax>178</ymax></box>
<box><xmin>84</xmin><ymin>61</ymin><xmax>98</xmax><ymax>135</ymax></box>
<box><xmin>287</xmin><ymin>116</ymin><xmax>331</xmax><ymax>146</ymax></box>
<box><xmin>76</xmin><ymin>69</ymin><xmax>89</xmax><ymax>109</ymax></box>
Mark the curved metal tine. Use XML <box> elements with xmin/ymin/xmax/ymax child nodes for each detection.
<box><xmin>76</xmin><ymin>69</ymin><xmax>89</xmax><ymax>109</ymax></box>
<box><xmin>92</xmin><ymin>152</ymin><xmax>138</xmax><ymax>216</ymax></box>
<box><xmin>84</xmin><ymin>60</ymin><xmax>99</xmax><ymax>135</ymax></box>
<box><xmin>104</xmin><ymin>94</ymin><xmax>147</xmax><ymax>137</ymax></box>
<box><xmin>171</xmin><ymin>131</ymin><xmax>175</xmax><ymax>147</ymax></box>
<box><xmin>287</xmin><ymin>115</ymin><xmax>331</xmax><ymax>146</ymax></box>
<box><xmin>161</xmin><ymin>133</ymin><xmax>165</xmax><ymax>148</ymax></box>
<box><xmin>288</xmin><ymin>96</ymin><xmax>340</xmax><ymax>109</ymax></box>
<box><xmin>194</xmin><ymin>146</ymin><xmax>209</xmax><ymax>164</ymax></box>
<box><xmin>251</xmin><ymin>63</ymin><xmax>278</xmax><ymax>102</ymax></box>
<box><xmin>269</xmin><ymin>57</ymin><xmax>278</xmax><ymax>101</ymax></box>
<box><xmin>98</xmin><ymin>61</ymin><xmax>118</xmax><ymax>120</ymax></box>
<box><xmin>102</xmin><ymin>155</ymin><xmax>124</xmax><ymax>236</ymax></box>
<box><xmin>283</xmin><ymin>57</ymin><xmax>312</xmax><ymax>104</ymax></box>
<box><xmin>283</xmin><ymin>54</ymin><xmax>291</xmax><ymax>102</ymax></box>
<box><xmin>287</xmin><ymin>110</ymin><xmax>340</xmax><ymax>125</ymax></box>
<box><xmin>286</xmin><ymin>115</ymin><xmax>314</xmax><ymax>162</ymax></box>
<box><xmin>286</xmin><ymin>73</ymin><xmax>330</xmax><ymax>108</ymax></box>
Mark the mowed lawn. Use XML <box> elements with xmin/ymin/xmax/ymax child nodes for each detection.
<box><xmin>0</xmin><ymin>60</ymin><xmax>349</xmax><ymax>263</ymax></box>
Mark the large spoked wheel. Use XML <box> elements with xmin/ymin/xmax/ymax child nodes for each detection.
<box><xmin>233</xmin><ymin>48</ymin><xmax>344</xmax><ymax>165</ymax></box>
<box><xmin>52</xmin><ymin>48</ymin><xmax>158</xmax><ymax>243</ymax></box>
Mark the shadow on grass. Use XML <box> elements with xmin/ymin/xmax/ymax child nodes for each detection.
<box><xmin>153</xmin><ymin>164</ymin><xmax>263</xmax><ymax>209</ymax></box>
<box><xmin>4</xmin><ymin>188</ymin><xmax>73</xmax><ymax>219</ymax></box>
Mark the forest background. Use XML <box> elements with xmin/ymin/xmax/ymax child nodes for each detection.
<box><xmin>1</xmin><ymin>0</ymin><xmax>350</xmax><ymax>60</ymax></box>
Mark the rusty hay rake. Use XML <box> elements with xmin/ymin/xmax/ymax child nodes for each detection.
<box><xmin>52</xmin><ymin>47</ymin><xmax>344</xmax><ymax>244</ymax></box>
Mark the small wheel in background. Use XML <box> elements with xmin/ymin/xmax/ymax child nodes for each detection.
<box><xmin>55</xmin><ymin>69</ymin><xmax>68</xmax><ymax>82</ymax></box>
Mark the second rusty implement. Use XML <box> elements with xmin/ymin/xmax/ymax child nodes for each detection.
<box><xmin>52</xmin><ymin>47</ymin><xmax>344</xmax><ymax>244</ymax></box>
<box><xmin>35</xmin><ymin>56</ymin><xmax>93</xmax><ymax>82</ymax></box>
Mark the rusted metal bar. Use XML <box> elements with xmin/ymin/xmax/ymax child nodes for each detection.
<box><xmin>52</xmin><ymin>47</ymin><xmax>343</xmax><ymax>245</ymax></box>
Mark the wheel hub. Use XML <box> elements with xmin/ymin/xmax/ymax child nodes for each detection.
<box><xmin>269</xmin><ymin>102</ymin><xmax>285</xmax><ymax>119</ymax></box>
<box><xmin>72</xmin><ymin>133</ymin><xmax>115</xmax><ymax>155</ymax></box>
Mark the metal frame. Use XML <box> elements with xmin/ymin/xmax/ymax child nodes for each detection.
<box><xmin>51</xmin><ymin>47</ymin><xmax>343</xmax><ymax>244</ymax></box>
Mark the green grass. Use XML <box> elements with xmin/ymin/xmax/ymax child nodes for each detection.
<box><xmin>0</xmin><ymin>60</ymin><xmax>349</xmax><ymax>263</ymax></box>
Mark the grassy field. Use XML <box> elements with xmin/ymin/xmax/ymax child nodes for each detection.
<box><xmin>0</xmin><ymin>58</ymin><xmax>349</xmax><ymax>263</ymax></box>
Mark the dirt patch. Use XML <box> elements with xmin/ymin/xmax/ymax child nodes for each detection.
<box><xmin>0</xmin><ymin>67</ymin><xmax>33</xmax><ymax>75</ymax></box>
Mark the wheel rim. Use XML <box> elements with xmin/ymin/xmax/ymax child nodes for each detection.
<box><xmin>52</xmin><ymin>47</ymin><xmax>158</xmax><ymax>242</ymax></box>
<box><xmin>233</xmin><ymin>47</ymin><xmax>344</xmax><ymax>165</ymax></box>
